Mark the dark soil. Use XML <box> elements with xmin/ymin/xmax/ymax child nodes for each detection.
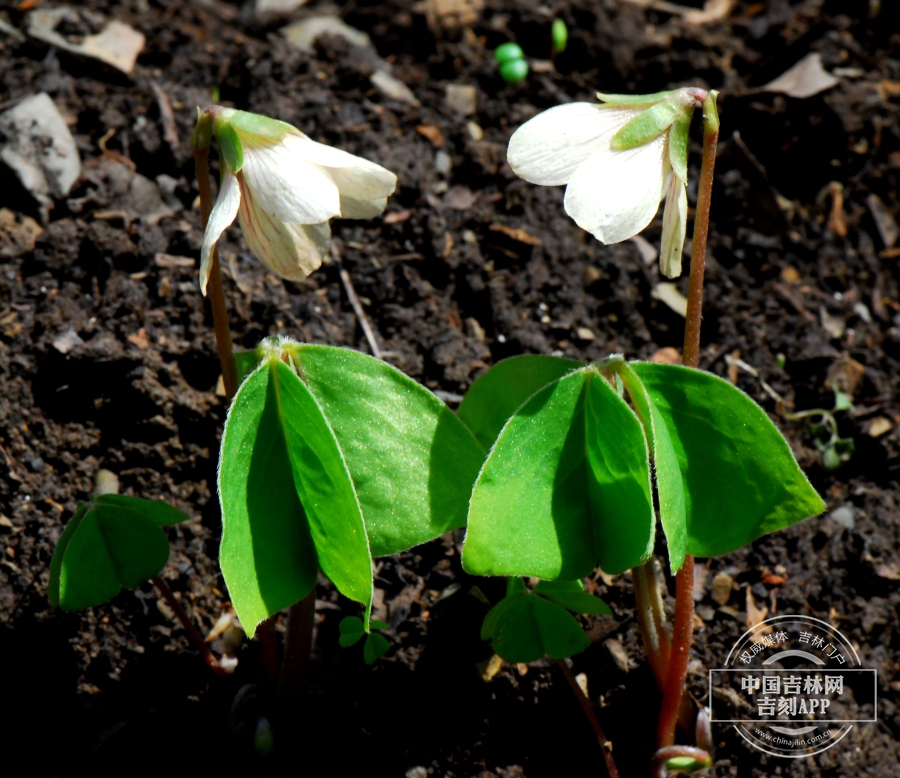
<box><xmin>2</xmin><ymin>0</ymin><xmax>900</xmax><ymax>776</ymax></box>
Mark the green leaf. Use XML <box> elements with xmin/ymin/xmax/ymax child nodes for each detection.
<box><xmin>463</xmin><ymin>368</ymin><xmax>654</xmax><ymax>579</ymax></box>
<box><xmin>93</xmin><ymin>494</ymin><xmax>189</xmax><ymax>526</ymax></box>
<box><xmin>293</xmin><ymin>344</ymin><xmax>485</xmax><ymax>557</ymax></box>
<box><xmin>219</xmin><ymin>364</ymin><xmax>320</xmax><ymax>637</ymax></box>
<box><xmin>234</xmin><ymin>349</ymin><xmax>263</xmax><ymax>384</ymax></box>
<box><xmin>214</xmin><ymin>119</ymin><xmax>244</xmax><ymax>173</ymax></box>
<box><xmin>457</xmin><ymin>355</ymin><xmax>582</xmax><ymax>450</ymax></box>
<box><xmin>616</xmin><ymin>361</ymin><xmax>687</xmax><ymax>571</ymax></box>
<box><xmin>48</xmin><ymin>497</ymin><xmax>174</xmax><ymax>611</ymax></box>
<box><xmin>506</xmin><ymin>576</ymin><xmax>528</xmax><ymax>597</ymax></box>
<box><xmin>369</xmin><ymin>619</ymin><xmax>390</xmax><ymax>631</ymax></box>
<box><xmin>833</xmin><ymin>390</ymin><xmax>853</xmax><ymax>412</ymax></box>
<box><xmin>630</xmin><ymin>362</ymin><xmax>826</xmax><ymax>557</ymax></box>
<box><xmin>534</xmin><ymin>580</ymin><xmax>612</xmax><ymax>615</ymax></box>
<box><xmin>611</xmin><ymin>98</ymin><xmax>686</xmax><ymax>151</ymax></box>
<box><xmin>464</xmin><ymin>370</ymin><xmax>593</xmax><ymax>580</ymax></box>
<box><xmin>491</xmin><ymin>595</ymin><xmax>590</xmax><ymax>663</ymax></box>
<box><xmin>338</xmin><ymin>616</ymin><xmax>366</xmax><ymax>647</ymax></box>
<box><xmin>269</xmin><ymin>360</ymin><xmax>373</xmax><ymax>613</ymax></box>
<box><xmin>363</xmin><ymin>632</ymin><xmax>390</xmax><ymax>664</ymax></box>
<box><xmin>583</xmin><ymin>373</ymin><xmax>655</xmax><ymax>574</ymax></box>
<box><xmin>220</xmin><ymin>108</ymin><xmax>295</xmax><ymax>142</ymax></box>
<box><xmin>481</xmin><ymin>594</ymin><xmax>519</xmax><ymax>640</ymax></box>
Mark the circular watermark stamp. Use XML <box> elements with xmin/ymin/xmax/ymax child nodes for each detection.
<box><xmin>709</xmin><ymin>614</ymin><xmax>877</xmax><ymax>758</ymax></box>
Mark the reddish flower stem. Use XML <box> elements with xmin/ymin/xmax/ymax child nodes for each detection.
<box><xmin>656</xmin><ymin>92</ymin><xmax>720</xmax><ymax>751</ymax></box>
<box><xmin>153</xmin><ymin>576</ymin><xmax>227</xmax><ymax>675</ymax></box>
<box><xmin>193</xmin><ymin>147</ymin><xmax>238</xmax><ymax>400</ymax></box>
<box><xmin>556</xmin><ymin>659</ymin><xmax>620</xmax><ymax>778</ymax></box>
<box><xmin>278</xmin><ymin>588</ymin><xmax>317</xmax><ymax>703</ymax></box>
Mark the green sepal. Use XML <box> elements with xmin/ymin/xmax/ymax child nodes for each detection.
<box><xmin>48</xmin><ymin>496</ymin><xmax>188</xmax><ymax>611</ymax></box>
<box><xmin>533</xmin><ymin>579</ymin><xmax>612</xmax><ymax>615</ymax></box>
<box><xmin>668</xmin><ymin>109</ymin><xmax>691</xmax><ymax>182</ymax></box>
<box><xmin>611</xmin><ymin>98</ymin><xmax>686</xmax><ymax>151</ymax></box>
<box><xmin>190</xmin><ymin>108</ymin><xmax>213</xmax><ymax>153</ymax></box>
<box><xmin>215</xmin><ymin>118</ymin><xmax>244</xmax><ymax>173</ymax></box>
<box><xmin>596</xmin><ymin>90</ymin><xmax>680</xmax><ymax>109</ymax></box>
<box><xmin>221</xmin><ymin>108</ymin><xmax>296</xmax><ymax>142</ymax></box>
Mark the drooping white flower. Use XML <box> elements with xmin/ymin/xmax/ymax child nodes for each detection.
<box><xmin>507</xmin><ymin>89</ymin><xmax>703</xmax><ymax>278</ymax></box>
<box><xmin>196</xmin><ymin>108</ymin><xmax>397</xmax><ymax>294</ymax></box>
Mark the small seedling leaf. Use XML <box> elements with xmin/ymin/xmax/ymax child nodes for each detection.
<box><xmin>630</xmin><ymin>363</ymin><xmax>826</xmax><ymax>557</ymax></box>
<box><xmin>457</xmin><ymin>354</ymin><xmax>582</xmax><ymax>450</ymax></box>
<box><xmin>363</xmin><ymin>632</ymin><xmax>390</xmax><ymax>664</ymax></box>
<box><xmin>48</xmin><ymin>496</ymin><xmax>182</xmax><ymax>611</ymax></box>
<box><xmin>338</xmin><ymin>616</ymin><xmax>366</xmax><ymax>647</ymax></box>
<box><xmin>534</xmin><ymin>580</ymin><xmax>612</xmax><ymax>615</ymax></box>
<box><xmin>369</xmin><ymin>619</ymin><xmax>390</xmax><ymax>631</ymax></box>
<box><xmin>491</xmin><ymin>595</ymin><xmax>590</xmax><ymax>663</ymax></box>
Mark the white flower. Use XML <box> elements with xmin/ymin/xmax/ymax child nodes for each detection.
<box><xmin>507</xmin><ymin>91</ymin><xmax>699</xmax><ymax>278</ymax></box>
<box><xmin>198</xmin><ymin>108</ymin><xmax>397</xmax><ymax>294</ymax></box>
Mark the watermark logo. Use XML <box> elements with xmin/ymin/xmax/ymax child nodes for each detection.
<box><xmin>709</xmin><ymin>614</ymin><xmax>877</xmax><ymax>758</ymax></box>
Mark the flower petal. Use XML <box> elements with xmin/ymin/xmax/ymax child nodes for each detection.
<box><xmin>282</xmin><ymin>133</ymin><xmax>397</xmax><ymax>201</ymax></box>
<box><xmin>240</xmin><ymin>138</ymin><xmax>341</xmax><ymax>224</ymax></box>
<box><xmin>238</xmin><ymin>180</ymin><xmax>329</xmax><ymax>281</ymax></box>
<box><xmin>199</xmin><ymin>169</ymin><xmax>241</xmax><ymax>295</ymax></box>
<box><xmin>507</xmin><ymin>103</ymin><xmax>641</xmax><ymax>186</ymax></box>
<box><xmin>339</xmin><ymin>195</ymin><xmax>390</xmax><ymax>219</ymax></box>
<box><xmin>563</xmin><ymin>132</ymin><xmax>667</xmax><ymax>244</ymax></box>
<box><xmin>659</xmin><ymin>173</ymin><xmax>688</xmax><ymax>279</ymax></box>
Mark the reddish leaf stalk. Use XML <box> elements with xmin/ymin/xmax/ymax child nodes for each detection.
<box><xmin>153</xmin><ymin>576</ymin><xmax>227</xmax><ymax>675</ymax></box>
<box><xmin>556</xmin><ymin>659</ymin><xmax>620</xmax><ymax>778</ymax></box>
<box><xmin>632</xmin><ymin>561</ymin><xmax>672</xmax><ymax>689</ymax></box>
<box><xmin>278</xmin><ymin>588</ymin><xmax>317</xmax><ymax>703</ymax></box>
<box><xmin>656</xmin><ymin>91</ymin><xmax>720</xmax><ymax>750</ymax></box>
<box><xmin>193</xmin><ymin>146</ymin><xmax>238</xmax><ymax>400</ymax></box>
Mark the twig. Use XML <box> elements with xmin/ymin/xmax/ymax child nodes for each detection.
<box><xmin>556</xmin><ymin>660</ymin><xmax>620</xmax><ymax>778</ymax></box>
<box><xmin>339</xmin><ymin>267</ymin><xmax>383</xmax><ymax>359</ymax></box>
<box><xmin>153</xmin><ymin>576</ymin><xmax>227</xmax><ymax>675</ymax></box>
<box><xmin>151</xmin><ymin>82</ymin><xmax>180</xmax><ymax>151</ymax></box>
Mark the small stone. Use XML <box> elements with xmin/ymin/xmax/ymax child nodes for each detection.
<box><xmin>0</xmin><ymin>209</ymin><xmax>42</xmax><ymax>258</ymax></box>
<box><xmin>576</xmin><ymin>327</ymin><xmax>596</xmax><ymax>341</ymax></box>
<box><xmin>0</xmin><ymin>93</ymin><xmax>81</xmax><ymax>221</ymax></box>
<box><xmin>445</xmin><ymin>83</ymin><xmax>477</xmax><ymax>115</ymax></box>
<box><xmin>256</xmin><ymin>0</ymin><xmax>309</xmax><ymax>18</ymax></box>
<box><xmin>94</xmin><ymin>469</ymin><xmax>120</xmax><ymax>496</ymax></box>
<box><xmin>435</xmin><ymin>150</ymin><xmax>452</xmax><ymax>176</ymax></box>
<box><xmin>52</xmin><ymin>327</ymin><xmax>85</xmax><ymax>354</ymax></box>
<box><xmin>869</xmin><ymin>417</ymin><xmax>892</xmax><ymax>438</ymax></box>
<box><xmin>467</xmin><ymin>120</ymin><xmax>483</xmax><ymax>140</ymax></box>
<box><xmin>829</xmin><ymin>504</ymin><xmax>856</xmax><ymax>530</ymax></box>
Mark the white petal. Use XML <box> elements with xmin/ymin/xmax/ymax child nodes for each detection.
<box><xmin>238</xmin><ymin>184</ymin><xmax>329</xmax><ymax>281</ymax></box>
<box><xmin>282</xmin><ymin>132</ymin><xmax>397</xmax><ymax>201</ymax></box>
<box><xmin>507</xmin><ymin>103</ymin><xmax>641</xmax><ymax>186</ymax></box>
<box><xmin>563</xmin><ymin>132</ymin><xmax>667</xmax><ymax>244</ymax></box>
<box><xmin>659</xmin><ymin>173</ymin><xmax>688</xmax><ymax>279</ymax></box>
<box><xmin>240</xmin><ymin>140</ymin><xmax>340</xmax><ymax>224</ymax></box>
<box><xmin>339</xmin><ymin>194</ymin><xmax>389</xmax><ymax>219</ymax></box>
<box><xmin>199</xmin><ymin>170</ymin><xmax>241</xmax><ymax>295</ymax></box>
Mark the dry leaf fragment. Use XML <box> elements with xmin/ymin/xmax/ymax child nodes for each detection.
<box><xmin>605</xmin><ymin>638</ymin><xmax>635</xmax><ymax>672</ymax></box>
<box><xmin>746</xmin><ymin>588</ymin><xmax>771</xmax><ymax>643</ymax></box>
<box><xmin>383</xmin><ymin>210</ymin><xmax>411</xmax><ymax>225</ymax></box>
<box><xmin>52</xmin><ymin>327</ymin><xmax>85</xmax><ymax>354</ymax></box>
<box><xmin>711</xmin><ymin>572</ymin><xmax>733</xmax><ymax>606</ymax></box>
<box><xmin>414</xmin><ymin>0</ymin><xmax>483</xmax><ymax>30</ymax></box>
<box><xmin>651</xmin><ymin>282</ymin><xmax>688</xmax><ymax>317</ymax></box>
<box><xmin>281</xmin><ymin>15</ymin><xmax>370</xmax><ymax>51</ymax></box>
<box><xmin>479</xmin><ymin>653</ymin><xmax>504</xmax><ymax>681</ymax></box>
<box><xmin>684</xmin><ymin>0</ymin><xmax>734</xmax><ymax>24</ymax></box>
<box><xmin>825</xmin><ymin>354</ymin><xmax>865</xmax><ymax>399</ymax></box>
<box><xmin>650</xmin><ymin>347</ymin><xmax>681</xmax><ymax>364</ymax></box>
<box><xmin>867</xmin><ymin>194</ymin><xmax>899</xmax><ymax>248</ymax></box>
<box><xmin>827</xmin><ymin>181</ymin><xmax>848</xmax><ymax>237</ymax></box>
<box><xmin>762</xmin><ymin>53</ymin><xmax>839</xmax><ymax>99</ymax></box>
<box><xmin>488</xmin><ymin>224</ymin><xmax>541</xmax><ymax>245</ymax></box>
<box><xmin>127</xmin><ymin>328</ymin><xmax>150</xmax><ymax>350</ymax></box>
<box><xmin>0</xmin><ymin>208</ymin><xmax>42</xmax><ymax>258</ymax></box>
<box><xmin>416</xmin><ymin>124</ymin><xmax>444</xmax><ymax>148</ymax></box>
<box><xmin>371</xmin><ymin>70</ymin><xmax>420</xmax><ymax>107</ymax></box>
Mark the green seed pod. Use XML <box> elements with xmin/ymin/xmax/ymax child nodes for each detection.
<box><xmin>499</xmin><ymin>58</ymin><xmax>529</xmax><ymax>84</ymax></box>
<box><xmin>552</xmin><ymin>19</ymin><xmax>568</xmax><ymax>53</ymax></box>
<box><xmin>494</xmin><ymin>42</ymin><xmax>525</xmax><ymax>64</ymax></box>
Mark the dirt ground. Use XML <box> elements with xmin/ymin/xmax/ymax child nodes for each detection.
<box><xmin>1</xmin><ymin>0</ymin><xmax>900</xmax><ymax>775</ymax></box>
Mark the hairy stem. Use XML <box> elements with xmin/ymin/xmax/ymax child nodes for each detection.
<box><xmin>632</xmin><ymin>561</ymin><xmax>672</xmax><ymax>689</ymax></box>
<box><xmin>193</xmin><ymin>148</ymin><xmax>238</xmax><ymax>400</ymax></box>
<box><xmin>153</xmin><ymin>576</ymin><xmax>227</xmax><ymax>675</ymax></box>
<box><xmin>556</xmin><ymin>660</ymin><xmax>620</xmax><ymax>778</ymax></box>
<box><xmin>656</xmin><ymin>91</ymin><xmax>720</xmax><ymax>750</ymax></box>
